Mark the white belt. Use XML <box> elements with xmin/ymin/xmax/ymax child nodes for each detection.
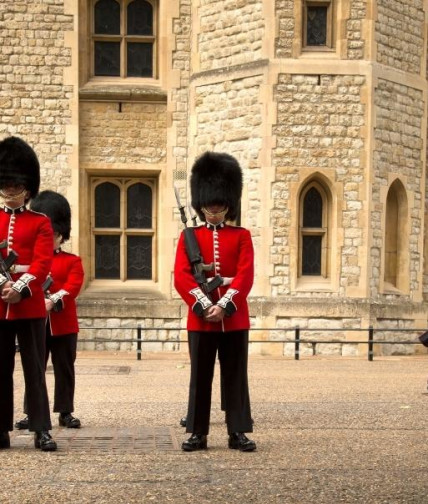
<box><xmin>9</xmin><ymin>265</ymin><xmax>30</xmax><ymax>273</ymax></box>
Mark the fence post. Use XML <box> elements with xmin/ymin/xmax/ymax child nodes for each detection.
<box><xmin>295</xmin><ymin>326</ymin><xmax>300</xmax><ymax>361</ymax></box>
<box><xmin>368</xmin><ymin>326</ymin><xmax>374</xmax><ymax>362</ymax></box>
<box><xmin>137</xmin><ymin>324</ymin><xmax>142</xmax><ymax>361</ymax></box>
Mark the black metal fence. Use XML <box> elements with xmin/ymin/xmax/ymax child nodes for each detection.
<box><xmin>77</xmin><ymin>325</ymin><xmax>427</xmax><ymax>361</ymax></box>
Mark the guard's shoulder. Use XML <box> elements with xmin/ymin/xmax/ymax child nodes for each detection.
<box><xmin>59</xmin><ymin>251</ymin><xmax>79</xmax><ymax>258</ymax></box>
<box><xmin>27</xmin><ymin>209</ymin><xmax>48</xmax><ymax>220</ymax></box>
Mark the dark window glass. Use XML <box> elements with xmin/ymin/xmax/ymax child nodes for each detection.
<box><xmin>94</xmin><ymin>41</ymin><xmax>121</xmax><ymax>76</ymax></box>
<box><xmin>303</xmin><ymin>187</ymin><xmax>323</xmax><ymax>227</ymax></box>
<box><xmin>302</xmin><ymin>235</ymin><xmax>322</xmax><ymax>275</ymax></box>
<box><xmin>95</xmin><ymin>235</ymin><xmax>120</xmax><ymax>278</ymax></box>
<box><xmin>127</xmin><ymin>183</ymin><xmax>152</xmax><ymax>228</ymax></box>
<box><xmin>127</xmin><ymin>236</ymin><xmax>152</xmax><ymax>279</ymax></box>
<box><xmin>307</xmin><ymin>6</ymin><xmax>327</xmax><ymax>46</ymax></box>
<box><xmin>95</xmin><ymin>182</ymin><xmax>120</xmax><ymax>227</ymax></box>
<box><xmin>127</xmin><ymin>42</ymin><xmax>153</xmax><ymax>77</ymax></box>
<box><xmin>127</xmin><ymin>0</ymin><xmax>153</xmax><ymax>35</ymax></box>
<box><xmin>94</xmin><ymin>0</ymin><xmax>120</xmax><ymax>34</ymax></box>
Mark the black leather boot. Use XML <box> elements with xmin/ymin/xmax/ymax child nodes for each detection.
<box><xmin>34</xmin><ymin>431</ymin><xmax>57</xmax><ymax>451</ymax></box>
<box><xmin>0</xmin><ymin>432</ymin><xmax>10</xmax><ymax>449</ymax></box>
<box><xmin>59</xmin><ymin>413</ymin><xmax>81</xmax><ymax>428</ymax></box>
<box><xmin>181</xmin><ymin>434</ymin><xmax>207</xmax><ymax>451</ymax></box>
<box><xmin>228</xmin><ymin>432</ymin><xmax>256</xmax><ymax>452</ymax></box>
<box><xmin>15</xmin><ymin>416</ymin><xmax>29</xmax><ymax>430</ymax></box>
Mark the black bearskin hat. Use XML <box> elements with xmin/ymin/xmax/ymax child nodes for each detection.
<box><xmin>0</xmin><ymin>136</ymin><xmax>40</xmax><ymax>200</ymax></box>
<box><xmin>190</xmin><ymin>152</ymin><xmax>243</xmax><ymax>222</ymax></box>
<box><xmin>30</xmin><ymin>190</ymin><xmax>71</xmax><ymax>242</ymax></box>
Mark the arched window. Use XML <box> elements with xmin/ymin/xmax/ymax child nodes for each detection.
<box><xmin>92</xmin><ymin>178</ymin><xmax>157</xmax><ymax>281</ymax></box>
<box><xmin>384</xmin><ymin>179</ymin><xmax>408</xmax><ymax>291</ymax></box>
<box><xmin>299</xmin><ymin>181</ymin><xmax>330</xmax><ymax>277</ymax></box>
<box><xmin>92</xmin><ymin>0</ymin><xmax>157</xmax><ymax>78</ymax></box>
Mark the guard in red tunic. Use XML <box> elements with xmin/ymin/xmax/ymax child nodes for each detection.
<box><xmin>174</xmin><ymin>152</ymin><xmax>256</xmax><ymax>452</ymax></box>
<box><xmin>0</xmin><ymin>137</ymin><xmax>57</xmax><ymax>451</ymax></box>
<box><xmin>16</xmin><ymin>191</ymin><xmax>84</xmax><ymax>430</ymax></box>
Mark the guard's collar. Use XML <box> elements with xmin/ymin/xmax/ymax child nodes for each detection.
<box><xmin>3</xmin><ymin>204</ymin><xmax>26</xmax><ymax>214</ymax></box>
<box><xmin>205</xmin><ymin>222</ymin><xmax>225</xmax><ymax>231</ymax></box>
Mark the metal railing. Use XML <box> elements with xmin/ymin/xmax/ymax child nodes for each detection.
<box><xmin>76</xmin><ymin>325</ymin><xmax>426</xmax><ymax>361</ymax></box>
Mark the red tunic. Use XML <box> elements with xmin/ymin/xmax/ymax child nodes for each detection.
<box><xmin>174</xmin><ymin>223</ymin><xmax>254</xmax><ymax>332</ymax></box>
<box><xmin>0</xmin><ymin>206</ymin><xmax>53</xmax><ymax>320</ymax></box>
<box><xmin>47</xmin><ymin>250</ymin><xmax>84</xmax><ymax>336</ymax></box>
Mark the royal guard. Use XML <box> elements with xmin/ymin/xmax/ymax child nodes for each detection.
<box><xmin>174</xmin><ymin>152</ymin><xmax>256</xmax><ymax>452</ymax></box>
<box><xmin>15</xmin><ymin>190</ymin><xmax>84</xmax><ymax>431</ymax></box>
<box><xmin>0</xmin><ymin>136</ymin><xmax>57</xmax><ymax>451</ymax></box>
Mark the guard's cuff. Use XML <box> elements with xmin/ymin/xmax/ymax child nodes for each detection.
<box><xmin>0</xmin><ymin>273</ymin><xmax>8</xmax><ymax>288</ymax></box>
<box><xmin>190</xmin><ymin>287</ymin><xmax>213</xmax><ymax>317</ymax></box>
<box><xmin>48</xmin><ymin>289</ymin><xmax>69</xmax><ymax>312</ymax></box>
<box><xmin>217</xmin><ymin>288</ymin><xmax>239</xmax><ymax>316</ymax></box>
<box><xmin>12</xmin><ymin>273</ymin><xmax>36</xmax><ymax>299</ymax></box>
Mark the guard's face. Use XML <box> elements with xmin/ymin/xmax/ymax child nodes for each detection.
<box><xmin>202</xmin><ymin>205</ymin><xmax>228</xmax><ymax>225</ymax></box>
<box><xmin>0</xmin><ymin>184</ymin><xmax>29</xmax><ymax>208</ymax></box>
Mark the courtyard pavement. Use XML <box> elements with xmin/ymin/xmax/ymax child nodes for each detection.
<box><xmin>1</xmin><ymin>351</ymin><xmax>428</xmax><ymax>503</ymax></box>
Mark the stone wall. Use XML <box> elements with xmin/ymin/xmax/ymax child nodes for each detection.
<box><xmin>272</xmin><ymin>74</ymin><xmax>366</xmax><ymax>296</ymax></box>
<box><xmin>375</xmin><ymin>0</ymin><xmax>425</xmax><ymax>75</ymax></box>
<box><xmin>372</xmin><ymin>79</ymin><xmax>424</xmax><ymax>297</ymax></box>
<box><xmin>347</xmin><ymin>0</ymin><xmax>367</xmax><ymax>60</ymax></box>
<box><xmin>171</xmin><ymin>0</ymin><xmax>191</xmax><ymax>175</ymax></box>
<box><xmin>275</xmin><ymin>0</ymin><xmax>294</xmax><ymax>59</ymax></box>
<box><xmin>79</xmin><ymin>102</ymin><xmax>167</xmax><ymax>165</ymax></box>
<box><xmin>0</xmin><ymin>1</ymin><xmax>74</xmax><ymax>193</ymax></box>
<box><xmin>197</xmin><ymin>0</ymin><xmax>264</xmax><ymax>71</ymax></box>
<box><xmin>193</xmin><ymin>75</ymin><xmax>264</xmax><ymax>261</ymax></box>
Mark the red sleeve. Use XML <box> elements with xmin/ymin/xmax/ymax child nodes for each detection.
<box><xmin>174</xmin><ymin>231</ymin><xmax>213</xmax><ymax>316</ymax></box>
<box><xmin>12</xmin><ymin>216</ymin><xmax>53</xmax><ymax>298</ymax></box>
<box><xmin>217</xmin><ymin>228</ymin><xmax>254</xmax><ymax>316</ymax></box>
<box><xmin>49</xmin><ymin>255</ymin><xmax>84</xmax><ymax>312</ymax></box>
<box><xmin>58</xmin><ymin>256</ymin><xmax>84</xmax><ymax>299</ymax></box>
<box><xmin>28</xmin><ymin>216</ymin><xmax>53</xmax><ymax>285</ymax></box>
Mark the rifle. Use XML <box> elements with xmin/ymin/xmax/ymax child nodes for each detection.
<box><xmin>42</xmin><ymin>275</ymin><xmax>53</xmax><ymax>293</ymax></box>
<box><xmin>0</xmin><ymin>250</ymin><xmax>18</xmax><ymax>281</ymax></box>
<box><xmin>174</xmin><ymin>186</ymin><xmax>223</xmax><ymax>295</ymax></box>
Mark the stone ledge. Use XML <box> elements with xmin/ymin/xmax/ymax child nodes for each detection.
<box><xmin>79</xmin><ymin>84</ymin><xmax>168</xmax><ymax>103</ymax></box>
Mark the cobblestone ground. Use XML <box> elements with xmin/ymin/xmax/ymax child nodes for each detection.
<box><xmin>1</xmin><ymin>352</ymin><xmax>428</xmax><ymax>503</ymax></box>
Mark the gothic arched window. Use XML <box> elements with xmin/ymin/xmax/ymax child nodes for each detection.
<box><xmin>299</xmin><ymin>182</ymin><xmax>329</xmax><ymax>277</ymax></box>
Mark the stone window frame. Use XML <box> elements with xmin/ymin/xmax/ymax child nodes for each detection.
<box><xmin>301</xmin><ymin>0</ymin><xmax>337</xmax><ymax>53</ymax></box>
<box><xmin>382</xmin><ymin>178</ymin><xmax>409</xmax><ymax>294</ymax></box>
<box><xmin>298</xmin><ymin>180</ymin><xmax>331</xmax><ymax>278</ymax></box>
<box><xmin>90</xmin><ymin>175</ymin><xmax>158</xmax><ymax>284</ymax></box>
<box><xmin>79</xmin><ymin>0</ymin><xmax>159</xmax><ymax>88</ymax></box>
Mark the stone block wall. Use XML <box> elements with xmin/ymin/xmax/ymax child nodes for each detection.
<box><xmin>79</xmin><ymin>102</ymin><xmax>167</xmax><ymax>165</ymax></box>
<box><xmin>347</xmin><ymin>0</ymin><xmax>368</xmax><ymax>59</ymax></box>
<box><xmin>0</xmin><ymin>1</ymin><xmax>74</xmax><ymax>193</ymax></box>
<box><xmin>375</xmin><ymin>0</ymin><xmax>425</xmax><ymax>75</ymax></box>
<box><xmin>372</xmin><ymin>80</ymin><xmax>424</xmax><ymax>297</ymax></box>
<box><xmin>272</xmin><ymin>74</ymin><xmax>366</xmax><ymax>296</ymax></box>
<box><xmin>171</xmin><ymin>0</ymin><xmax>191</xmax><ymax>175</ymax></box>
<box><xmin>197</xmin><ymin>0</ymin><xmax>264</xmax><ymax>71</ymax></box>
<box><xmin>193</xmin><ymin>75</ymin><xmax>264</xmax><ymax>255</ymax></box>
<box><xmin>275</xmin><ymin>0</ymin><xmax>294</xmax><ymax>59</ymax></box>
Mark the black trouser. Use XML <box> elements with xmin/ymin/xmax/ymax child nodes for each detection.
<box><xmin>186</xmin><ymin>330</ymin><xmax>253</xmax><ymax>436</ymax></box>
<box><xmin>24</xmin><ymin>327</ymin><xmax>77</xmax><ymax>414</ymax></box>
<box><xmin>0</xmin><ymin>318</ymin><xmax>52</xmax><ymax>432</ymax></box>
<box><xmin>187</xmin><ymin>337</ymin><xmax>226</xmax><ymax>412</ymax></box>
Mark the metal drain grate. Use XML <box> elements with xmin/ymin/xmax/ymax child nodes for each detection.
<box><xmin>10</xmin><ymin>427</ymin><xmax>179</xmax><ymax>453</ymax></box>
<box><xmin>46</xmin><ymin>365</ymin><xmax>131</xmax><ymax>375</ymax></box>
